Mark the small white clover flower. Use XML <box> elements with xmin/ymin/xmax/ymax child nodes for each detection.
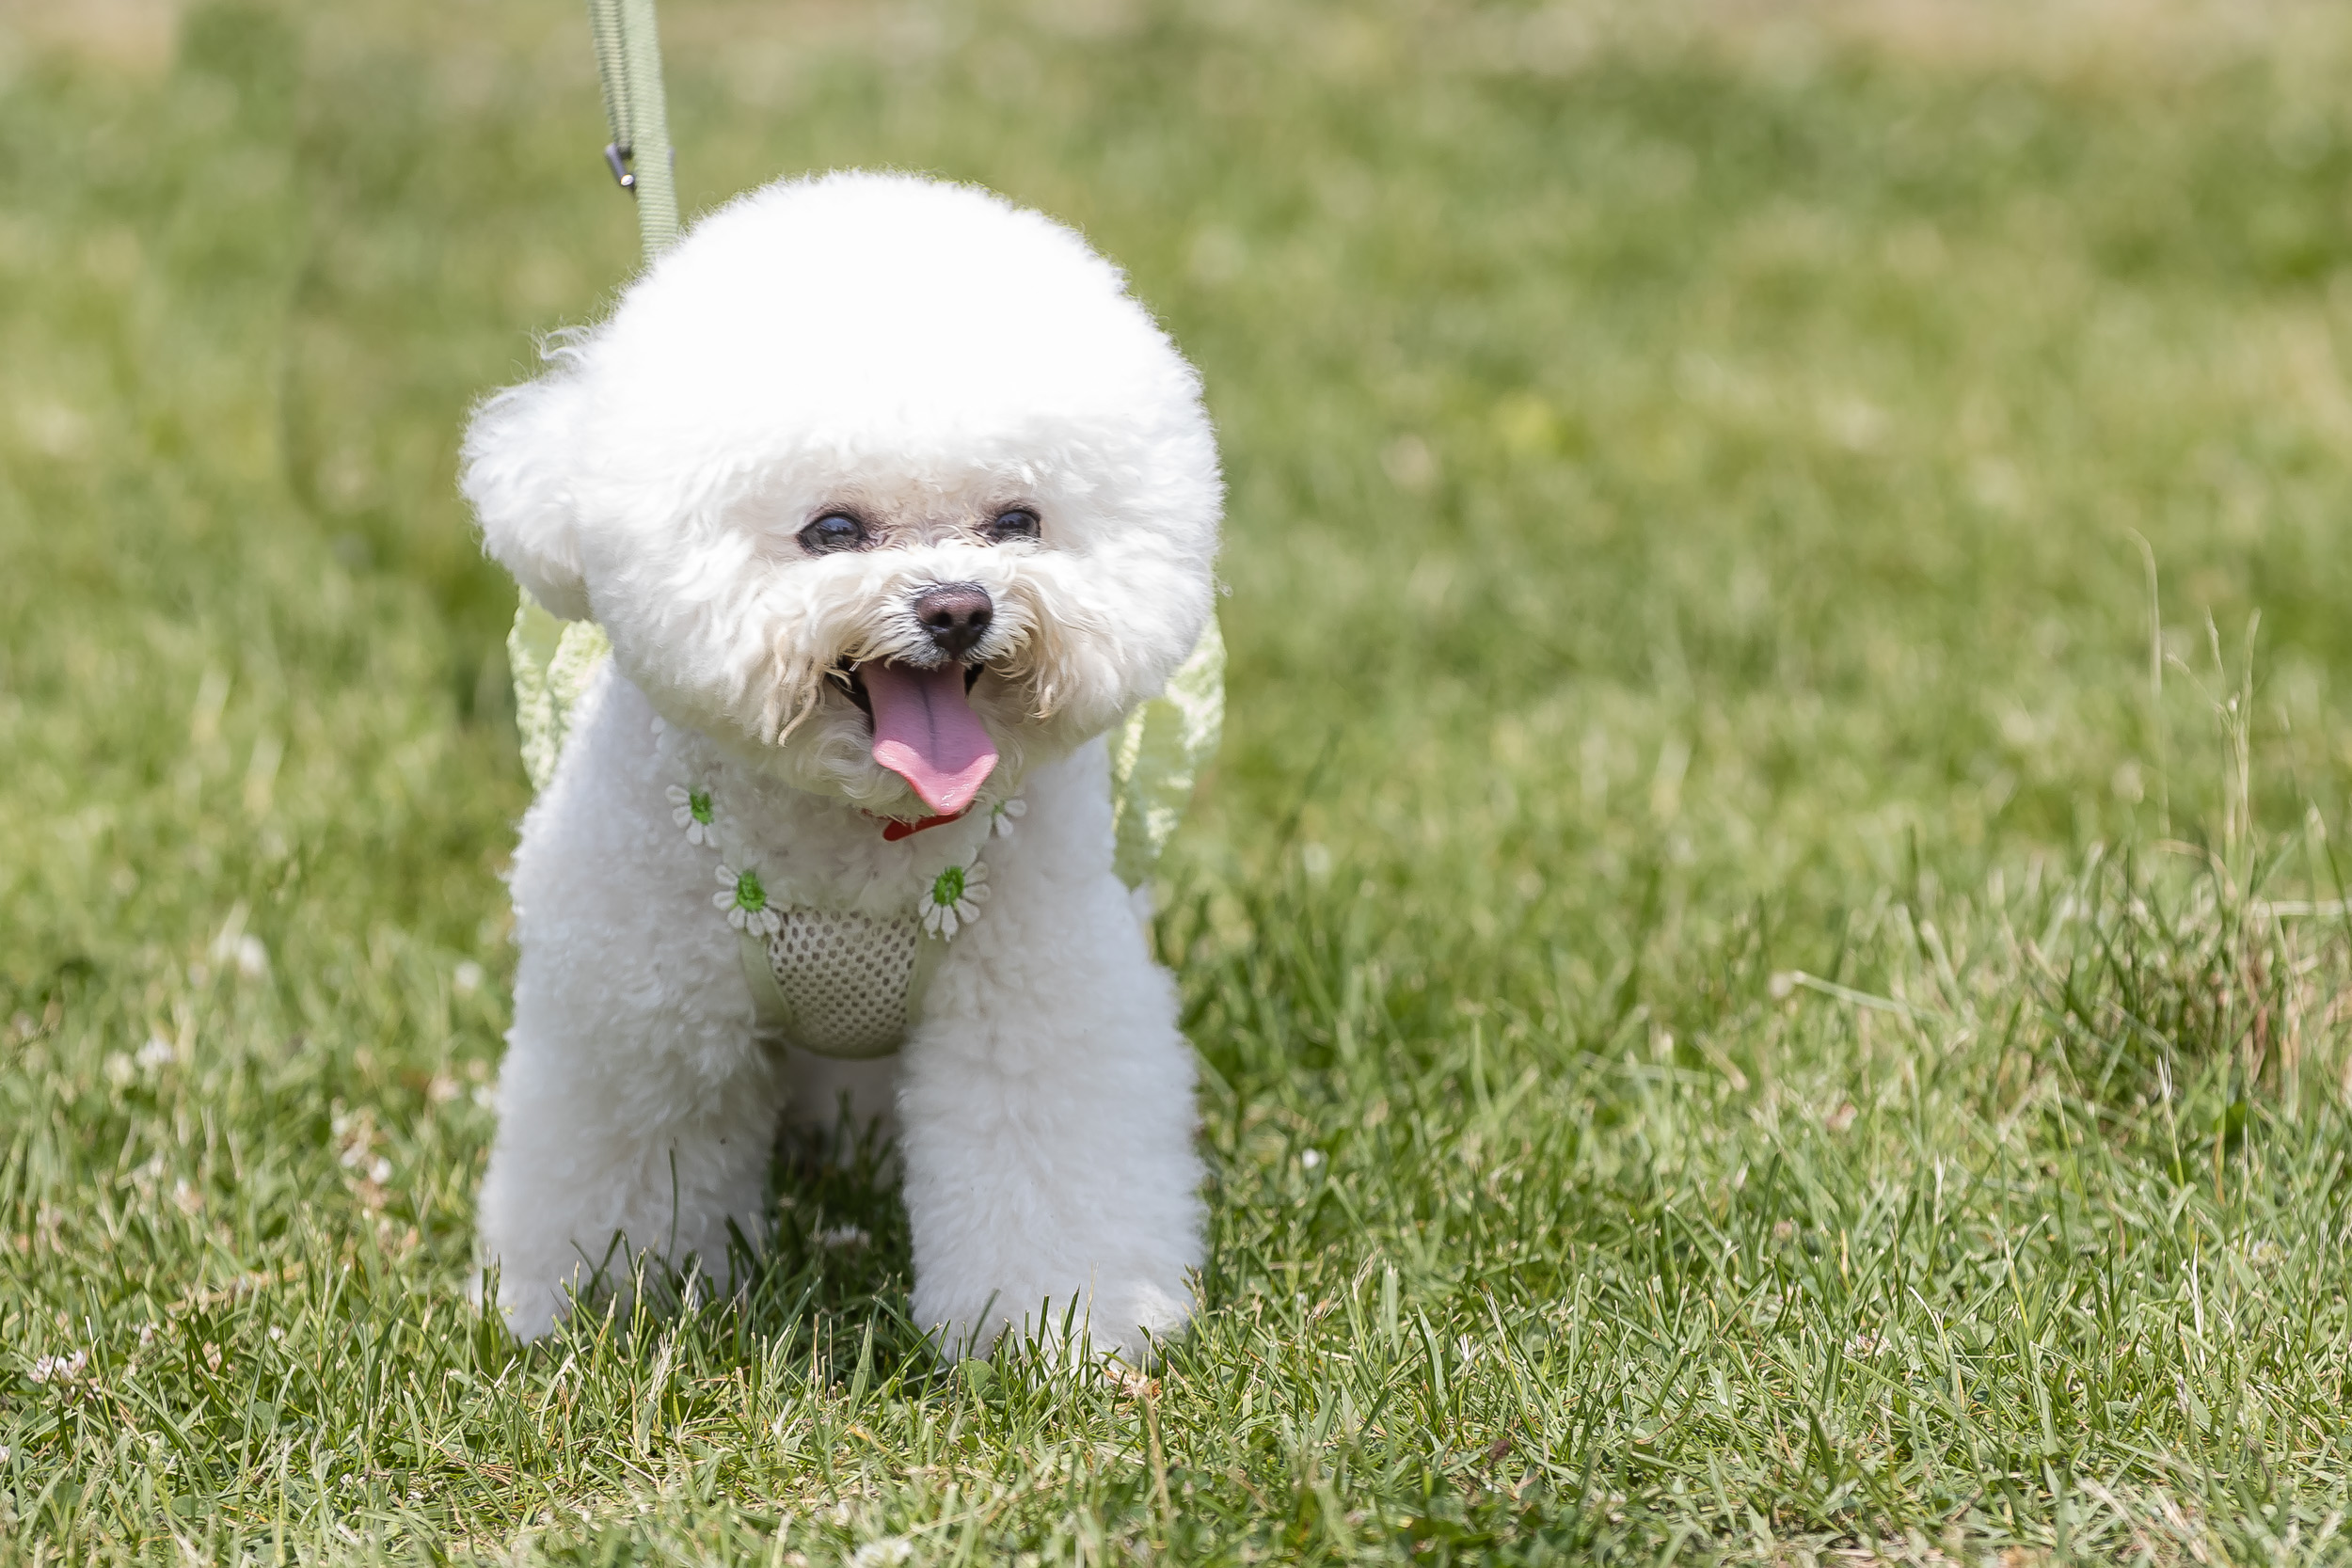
<box><xmin>714</xmin><ymin>864</ymin><xmax>782</xmax><ymax>937</ymax></box>
<box><xmin>29</xmin><ymin>1350</ymin><xmax>86</xmax><ymax>1385</ymax></box>
<box><xmin>990</xmin><ymin>796</ymin><xmax>1026</xmax><ymax>838</ymax></box>
<box><xmin>667</xmin><ymin>784</ymin><xmax>717</xmax><ymax>846</ymax></box>
<box><xmin>921</xmin><ymin>859</ymin><xmax>989</xmax><ymax>938</ymax></box>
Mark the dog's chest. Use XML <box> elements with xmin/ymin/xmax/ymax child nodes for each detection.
<box><xmin>649</xmin><ymin>716</ymin><xmax>1018</xmax><ymax>1058</ymax></box>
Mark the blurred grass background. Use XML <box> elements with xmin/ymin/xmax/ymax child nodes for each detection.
<box><xmin>6</xmin><ymin>0</ymin><xmax>2352</xmax><ymax>1561</ymax></box>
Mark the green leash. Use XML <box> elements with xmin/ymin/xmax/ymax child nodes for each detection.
<box><xmin>503</xmin><ymin>1</ymin><xmax>1223</xmax><ymax>889</ymax></box>
<box><xmin>584</xmin><ymin>0</ymin><xmax>679</xmax><ymax>260</ymax></box>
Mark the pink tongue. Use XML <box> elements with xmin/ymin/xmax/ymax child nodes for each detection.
<box><xmin>861</xmin><ymin>660</ymin><xmax>998</xmax><ymax>816</ymax></box>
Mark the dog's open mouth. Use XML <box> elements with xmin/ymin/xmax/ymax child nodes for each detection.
<box><xmin>834</xmin><ymin>658</ymin><xmax>983</xmax><ymax>719</ymax></box>
<box><xmin>832</xmin><ymin>658</ymin><xmax>995</xmax><ymax>816</ymax></box>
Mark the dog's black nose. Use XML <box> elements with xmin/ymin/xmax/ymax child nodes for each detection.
<box><xmin>913</xmin><ymin>581</ymin><xmax>993</xmax><ymax>660</ymax></box>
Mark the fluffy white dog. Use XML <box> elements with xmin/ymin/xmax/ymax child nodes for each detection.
<box><xmin>459</xmin><ymin>172</ymin><xmax>1220</xmax><ymax>1362</ymax></box>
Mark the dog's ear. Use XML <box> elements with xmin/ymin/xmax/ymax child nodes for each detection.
<box><xmin>460</xmin><ymin>368</ymin><xmax>595</xmax><ymax>623</ymax></box>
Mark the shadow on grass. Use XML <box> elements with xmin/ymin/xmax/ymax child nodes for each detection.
<box><xmin>467</xmin><ymin>1108</ymin><xmax>946</xmax><ymax>1395</ymax></box>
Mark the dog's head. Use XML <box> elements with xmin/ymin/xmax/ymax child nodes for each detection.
<box><xmin>461</xmin><ymin>172</ymin><xmax>1221</xmax><ymax>817</ymax></box>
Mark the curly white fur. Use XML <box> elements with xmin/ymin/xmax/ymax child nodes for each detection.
<box><xmin>460</xmin><ymin>172</ymin><xmax>1220</xmax><ymax>1362</ymax></box>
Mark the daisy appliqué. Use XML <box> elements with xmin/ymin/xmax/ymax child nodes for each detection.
<box><xmin>922</xmin><ymin>858</ymin><xmax>989</xmax><ymax>939</ymax></box>
<box><xmin>715</xmin><ymin>863</ymin><xmax>782</xmax><ymax>938</ymax></box>
<box><xmin>667</xmin><ymin>784</ymin><xmax>717</xmax><ymax>846</ymax></box>
<box><xmin>989</xmin><ymin>797</ymin><xmax>1025</xmax><ymax>838</ymax></box>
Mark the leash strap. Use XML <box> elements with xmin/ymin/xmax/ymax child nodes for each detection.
<box><xmin>585</xmin><ymin>0</ymin><xmax>679</xmax><ymax>261</ymax></box>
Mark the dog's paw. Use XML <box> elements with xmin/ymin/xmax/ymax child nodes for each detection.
<box><xmin>919</xmin><ymin>1275</ymin><xmax>1193</xmax><ymax>1367</ymax></box>
<box><xmin>1087</xmin><ymin>1277</ymin><xmax>1192</xmax><ymax>1365</ymax></box>
<box><xmin>471</xmin><ymin>1265</ymin><xmax>573</xmax><ymax>1344</ymax></box>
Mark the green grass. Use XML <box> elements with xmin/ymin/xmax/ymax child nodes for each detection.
<box><xmin>8</xmin><ymin>0</ymin><xmax>2352</xmax><ymax>1560</ymax></box>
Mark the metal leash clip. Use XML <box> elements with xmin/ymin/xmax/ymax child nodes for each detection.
<box><xmin>604</xmin><ymin>142</ymin><xmax>636</xmax><ymax>191</ymax></box>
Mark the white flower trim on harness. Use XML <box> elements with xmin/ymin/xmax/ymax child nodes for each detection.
<box><xmin>921</xmin><ymin>859</ymin><xmax>988</xmax><ymax>938</ymax></box>
<box><xmin>668</xmin><ymin>784</ymin><xmax>717</xmax><ymax>846</ymax></box>
<box><xmin>674</xmin><ymin>757</ymin><xmax>1007</xmax><ymax>944</ymax></box>
<box><xmin>714</xmin><ymin>863</ymin><xmax>783</xmax><ymax>937</ymax></box>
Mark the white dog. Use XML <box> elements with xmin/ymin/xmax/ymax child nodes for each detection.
<box><xmin>459</xmin><ymin>172</ymin><xmax>1221</xmax><ymax>1362</ymax></box>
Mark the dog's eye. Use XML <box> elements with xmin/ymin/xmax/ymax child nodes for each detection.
<box><xmin>799</xmin><ymin>513</ymin><xmax>870</xmax><ymax>554</ymax></box>
<box><xmin>986</xmin><ymin>509</ymin><xmax>1041</xmax><ymax>544</ymax></box>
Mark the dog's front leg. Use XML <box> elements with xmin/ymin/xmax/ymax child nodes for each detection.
<box><xmin>895</xmin><ymin>758</ymin><xmax>1205</xmax><ymax>1365</ymax></box>
<box><xmin>476</xmin><ymin>685</ymin><xmax>787</xmax><ymax>1341</ymax></box>
<box><xmin>478</xmin><ymin>984</ymin><xmax>785</xmax><ymax>1340</ymax></box>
